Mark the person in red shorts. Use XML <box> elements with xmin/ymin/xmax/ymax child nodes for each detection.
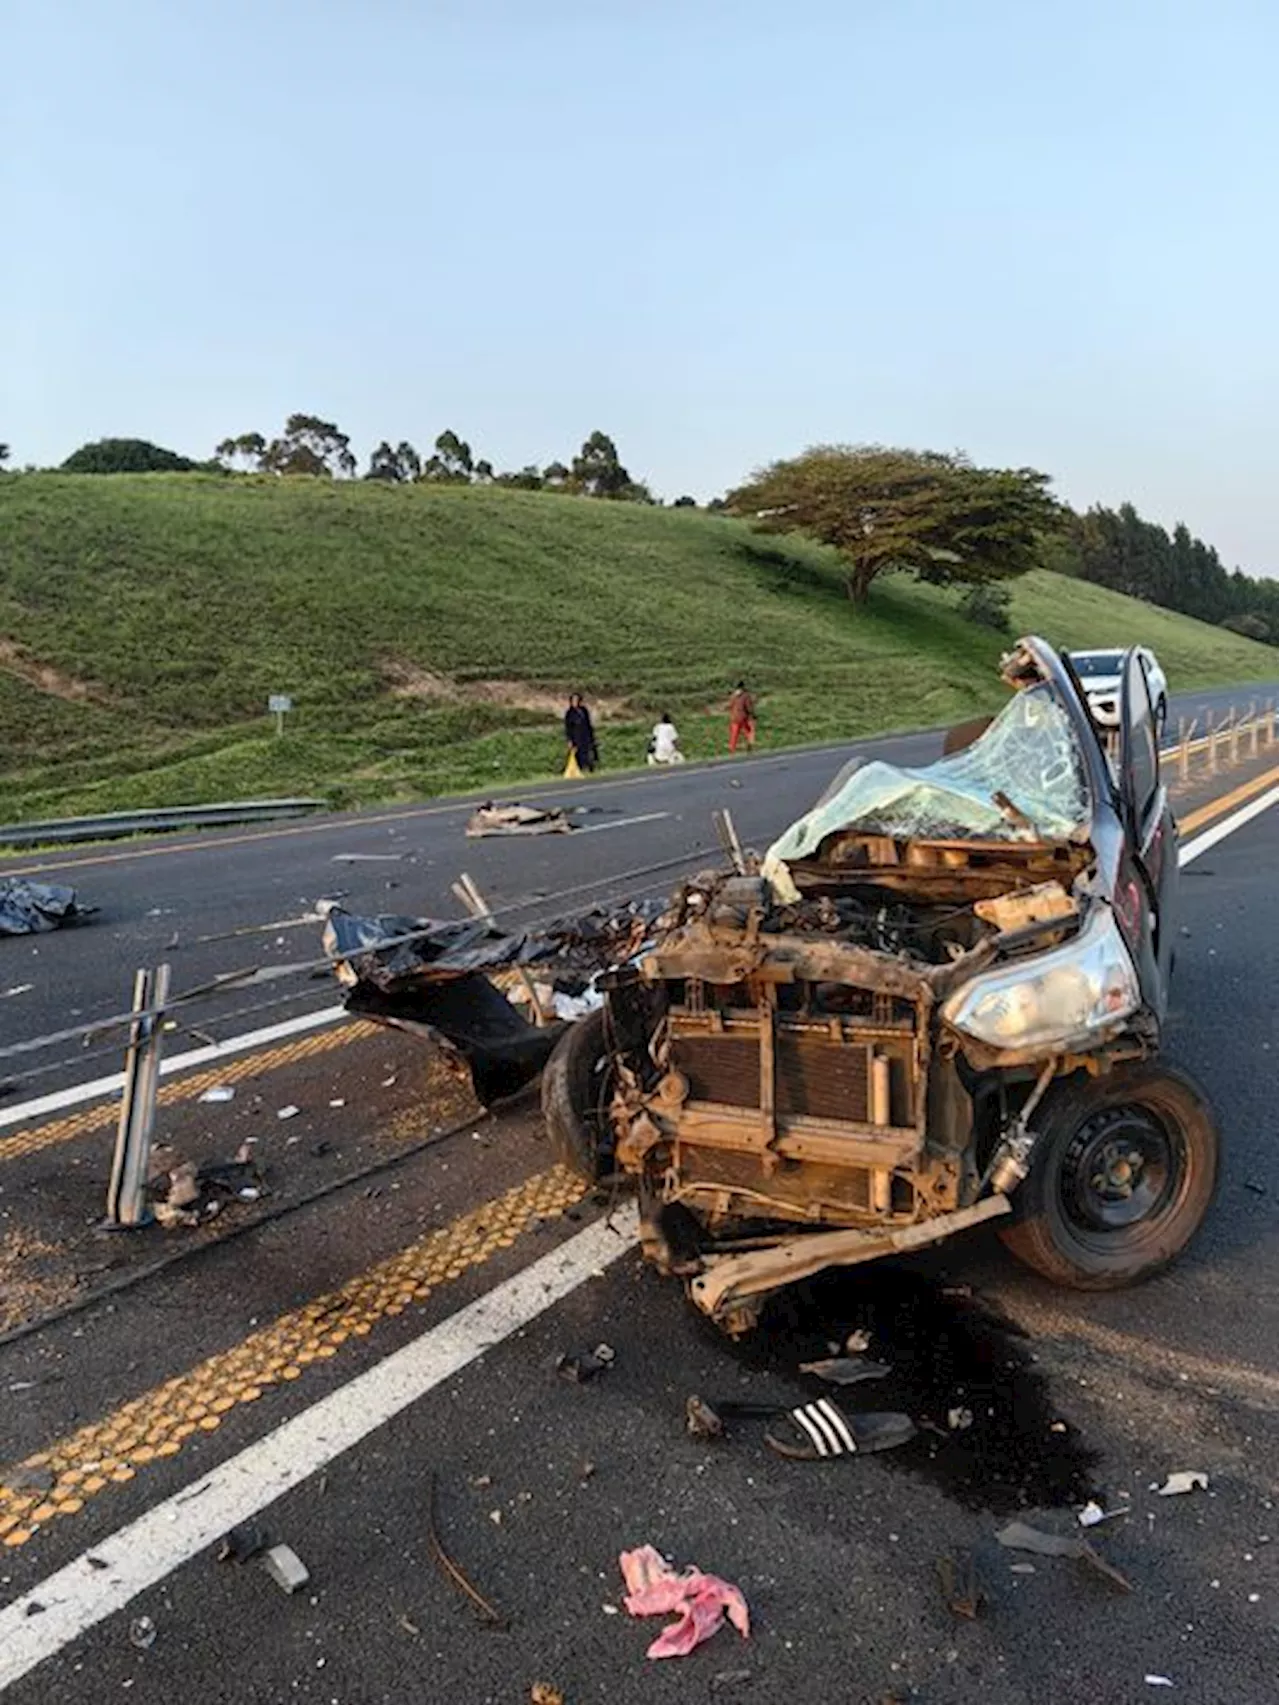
<box><xmin>728</xmin><ymin>681</ymin><xmax>756</xmax><ymax>752</ymax></box>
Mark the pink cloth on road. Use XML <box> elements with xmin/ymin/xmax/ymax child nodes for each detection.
<box><xmin>619</xmin><ymin>1544</ymin><xmax>750</xmax><ymax>1660</ymax></box>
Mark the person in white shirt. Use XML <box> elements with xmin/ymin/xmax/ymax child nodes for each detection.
<box><xmin>647</xmin><ymin>713</ymin><xmax>684</xmax><ymax>765</ymax></box>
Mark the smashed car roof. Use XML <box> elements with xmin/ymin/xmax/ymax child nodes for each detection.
<box><xmin>763</xmin><ymin>678</ymin><xmax>1091</xmax><ymax>886</ymax></box>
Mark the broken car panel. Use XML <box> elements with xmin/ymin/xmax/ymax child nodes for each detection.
<box><xmin>323</xmin><ymin>901</ymin><xmax>660</xmax><ymax>1108</ymax></box>
<box><xmin>543</xmin><ymin>637</ymin><xmax>1218</xmax><ymax>1332</ymax></box>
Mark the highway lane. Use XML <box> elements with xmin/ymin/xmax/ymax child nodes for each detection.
<box><xmin>0</xmin><ymin>791</ymin><xmax>1273</xmax><ymax>1704</ymax></box>
<box><xmin>0</xmin><ymin>679</ymin><xmax>1270</xmax><ymax>1099</ymax></box>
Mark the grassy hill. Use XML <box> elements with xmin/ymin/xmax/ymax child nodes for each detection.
<box><xmin>0</xmin><ymin>473</ymin><xmax>1273</xmax><ymax>821</ymax></box>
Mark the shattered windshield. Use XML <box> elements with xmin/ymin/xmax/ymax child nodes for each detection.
<box><xmin>765</xmin><ymin>684</ymin><xmax>1090</xmax><ymax>867</ymax></box>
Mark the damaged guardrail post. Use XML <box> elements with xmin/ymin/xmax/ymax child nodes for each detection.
<box><xmin>105</xmin><ymin>963</ymin><xmax>171</xmax><ymax>1228</ymax></box>
<box><xmin>1177</xmin><ymin>717</ymin><xmax>1192</xmax><ymax>786</ymax></box>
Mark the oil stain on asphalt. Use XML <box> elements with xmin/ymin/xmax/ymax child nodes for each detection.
<box><xmin>709</xmin><ymin>1261</ymin><xmax>1098</xmax><ymax>1514</ymax></box>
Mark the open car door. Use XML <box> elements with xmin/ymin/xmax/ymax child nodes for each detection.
<box><xmin>1117</xmin><ymin>648</ymin><xmax>1177</xmax><ymax>1013</ymax></box>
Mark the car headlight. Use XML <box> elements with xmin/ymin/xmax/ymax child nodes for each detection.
<box><xmin>941</xmin><ymin>906</ymin><xmax>1140</xmax><ymax>1051</ymax></box>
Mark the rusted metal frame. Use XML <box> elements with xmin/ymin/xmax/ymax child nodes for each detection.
<box><xmin>688</xmin><ymin>1194</ymin><xmax>1013</xmax><ymax>1321</ymax></box>
<box><xmin>673</xmin><ymin>1103</ymin><xmax>918</xmax><ymax>1168</ymax></box>
<box><xmin>757</xmin><ymin>982</ymin><xmax>778</xmax><ymax>1168</ymax></box>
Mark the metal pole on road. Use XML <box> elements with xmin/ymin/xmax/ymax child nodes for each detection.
<box><xmin>105</xmin><ymin>963</ymin><xmax>171</xmax><ymax>1228</ymax></box>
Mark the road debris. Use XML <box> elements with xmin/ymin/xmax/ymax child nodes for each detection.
<box><xmin>798</xmin><ymin>1357</ymin><xmax>892</xmax><ymax>1386</ymax></box>
<box><xmin>947</xmin><ymin>1406</ymin><xmax>975</xmax><ymax>1430</ymax></box>
<box><xmin>151</xmin><ymin>1151</ymin><xmax>267</xmax><ymax>1227</ymax></box>
<box><xmin>466</xmin><ymin>803</ymin><xmax>574</xmax><ymax>838</ymax></box>
<box><xmin>128</xmin><ymin>1615</ymin><xmax>157</xmax><ymax>1650</ymax></box>
<box><xmin>686</xmin><ymin>1395</ymin><xmax>725</xmax><ymax>1440</ymax></box>
<box><xmin>0</xmin><ymin>877</ymin><xmax>95</xmax><ymax>936</ymax></box>
<box><xmin>426</xmin><ymin>1470</ymin><xmax>503</xmax><ymax>1626</ymax></box>
<box><xmin>765</xmin><ymin>1401</ymin><xmax>915</xmax><ymax>1461</ymax></box>
<box><xmin>1077</xmin><ymin>1500</ymin><xmax>1126</xmax><ymax>1528</ymax></box>
<box><xmin>530</xmin><ymin>1685</ymin><xmax>565</xmax><ymax>1705</ymax></box>
<box><xmin>261</xmin><ymin>1544</ymin><xmax>310</xmax><ymax>1594</ymax></box>
<box><xmin>1152</xmin><ymin>1471</ymin><xmax>1209</xmax><ymax>1497</ymax></box>
<box><xmin>0</xmin><ymin>983</ymin><xmax>33</xmax><ymax>999</ymax></box>
<box><xmin>198</xmin><ymin>1085</ymin><xmax>236</xmax><ymax>1103</ymax></box>
<box><xmin>216</xmin><ymin>1521</ymin><xmax>270</xmax><ymax>1564</ymax></box>
<box><xmin>619</xmin><ymin>1544</ymin><xmax>750</xmax><ymax>1660</ymax></box>
<box><xmin>844</xmin><ymin>1328</ymin><xmax>873</xmax><ymax>1352</ymax></box>
<box><xmin>937</xmin><ymin>1549</ymin><xmax>985</xmax><ymax>1619</ymax></box>
<box><xmin>556</xmin><ymin>1343</ymin><xmax>615</xmax><ymax>1383</ymax></box>
<box><xmin>276</xmin><ymin>1105</ymin><xmax>300</xmax><ymax>1120</ymax></box>
<box><xmin>1144</xmin><ymin>1677</ymin><xmax>1174</xmax><ymax>1688</ymax></box>
<box><xmin>711</xmin><ymin>1671</ymin><xmax>754</xmax><ymax>1694</ymax></box>
<box><xmin>1</xmin><ymin>1463</ymin><xmax>56</xmax><ymax>1495</ymax></box>
<box><xmin>995</xmin><ymin>1520</ymin><xmax>1132</xmax><ymax>1593</ymax></box>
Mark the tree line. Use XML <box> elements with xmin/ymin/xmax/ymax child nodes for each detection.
<box><xmin>3</xmin><ymin>425</ymin><xmax>1272</xmax><ymax>642</ymax></box>
<box><xmin>1062</xmin><ymin>503</ymin><xmax>1276</xmax><ymax>644</ymax></box>
<box><xmin>214</xmin><ymin>416</ymin><xmax>664</xmax><ymax>502</ymax></box>
<box><xmin>22</xmin><ymin>419</ymin><xmax>678</xmax><ymax>504</ymax></box>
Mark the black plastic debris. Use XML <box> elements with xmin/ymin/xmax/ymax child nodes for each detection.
<box><xmin>217</xmin><ymin>1521</ymin><xmax>270</xmax><ymax>1564</ymax></box>
<box><xmin>0</xmin><ymin>877</ymin><xmax>95</xmax><ymax>937</ymax></box>
<box><xmin>555</xmin><ymin>1343</ymin><xmax>615</xmax><ymax>1383</ymax></box>
<box><xmin>322</xmin><ymin>900</ymin><xmax>663</xmax><ymax>1107</ymax></box>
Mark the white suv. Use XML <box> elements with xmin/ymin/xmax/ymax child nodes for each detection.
<box><xmin>1068</xmin><ymin>646</ymin><xmax>1168</xmax><ymax>733</ymax></box>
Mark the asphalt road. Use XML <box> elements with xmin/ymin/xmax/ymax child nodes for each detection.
<box><xmin>1</xmin><ymin>679</ymin><xmax>1269</xmax><ymax>1101</ymax></box>
<box><xmin>0</xmin><ymin>769</ymin><xmax>1274</xmax><ymax>1703</ymax></box>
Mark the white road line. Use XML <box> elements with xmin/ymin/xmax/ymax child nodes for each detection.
<box><xmin>0</xmin><ymin>1006</ymin><xmax>345</xmax><ymax>1132</ymax></box>
<box><xmin>1180</xmin><ymin>788</ymin><xmax>1278</xmax><ymax>866</ymax></box>
<box><xmin>0</xmin><ymin>1203</ymin><xmax>640</xmax><ymax>1690</ymax></box>
<box><xmin>575</xmin><ymin>810</ymin><xmax>670</xmax><ymax>835</ymax></box>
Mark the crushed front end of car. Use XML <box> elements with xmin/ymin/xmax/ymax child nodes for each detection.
<box><xmin>546</xmin><ymin>637</ymin><xmax>1217</xmax><ymax>1332</ymax></box>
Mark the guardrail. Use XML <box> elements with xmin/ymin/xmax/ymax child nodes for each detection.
<box><xmin>0</xmin><ymin>798</ymin><xmax>326</xmax><ymax>850</ymax></box>
<box><xmin>1171</xmin><ymin>700</ymin><xmax>1275</xmax><ymax>785</ymax></box>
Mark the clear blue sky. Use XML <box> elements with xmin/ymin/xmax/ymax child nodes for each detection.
<box><xmin>5</xmin><ymin>0</ymin><xmax>1276</xmax><ymax>571</ymax></box>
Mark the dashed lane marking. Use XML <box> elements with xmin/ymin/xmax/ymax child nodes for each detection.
<box><xmin>0</xmin><ymin>1164</ymin><xmax>587</xmax><ymax>1548</ymax></box>
<box><xmin>0</xmin><ymin>1021</ymin><xmax>376</xmax><ymax>1165</ymax></box>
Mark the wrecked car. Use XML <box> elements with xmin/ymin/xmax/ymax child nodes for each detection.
<box><xmin>543</xmin><ymin>638</ymin><xmax>1218</xmax><ymax>1333</ymax></box>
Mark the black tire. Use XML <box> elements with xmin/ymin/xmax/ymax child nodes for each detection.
<box><xmin>998</xmin><ymin>1061</ymin><xmax>1218</xmax><ymax>1290</ymax></box>
<box><xmin>540</xmin><ymin>1007</ymin><xmax>616</xmax><ymax>1181</ymax></box>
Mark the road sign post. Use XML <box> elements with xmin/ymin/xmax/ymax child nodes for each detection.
<box><xmin>268</xmin><ymin>693</ymin><xmax>293</xmax><ymax>738</ymax></box>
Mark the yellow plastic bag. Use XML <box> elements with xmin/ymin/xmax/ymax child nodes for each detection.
<box><xmin>563</xmin><ymin>748</ymin><xmax>583</xmax><ymax>779</ymax></box>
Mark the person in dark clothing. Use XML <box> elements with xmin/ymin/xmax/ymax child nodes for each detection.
<box><xmin>563</xmin><ymin>693</ymin><xmax>598</xmax><ymax>773</ymax></box>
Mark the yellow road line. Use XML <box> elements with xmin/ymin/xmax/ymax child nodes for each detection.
<box><xmin>1178</xmin><ymin>766</ymin><xmax>1279</xmax><ymax>837</ymax></box>
<box><xmin>0</xmin><ymin>1022</ymin><xmax>377</xmax><ymax>1166</ymax></box>
<box><xmin>0</xmin><ymin>1164</ymin><xmax>588</xmax><ymax>1547</ymax></box>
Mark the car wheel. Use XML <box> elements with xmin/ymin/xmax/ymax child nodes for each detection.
<box><xmin>540</xmin><ymin>1007</ymin><xmax>616</xmax><ymax>1181</ymax></box>
<box><xmin>997</xmin><ymin>1061</ymin><xmax>1218</xmax><ymax>1290</ymax></box>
